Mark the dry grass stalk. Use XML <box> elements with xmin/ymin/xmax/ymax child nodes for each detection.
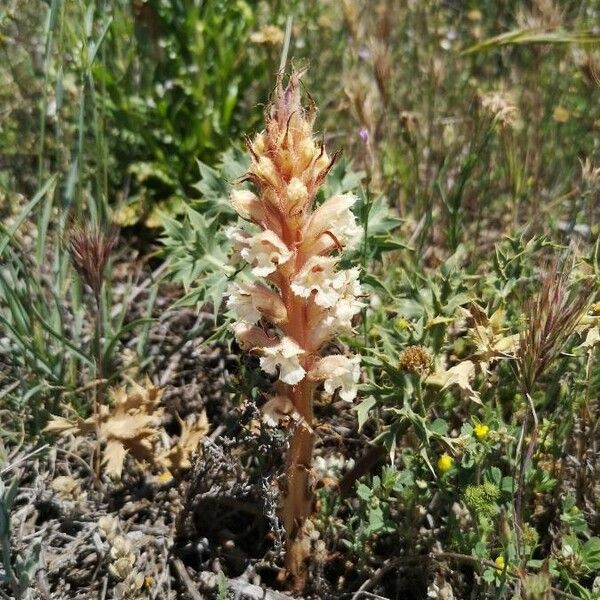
<box><xmin>514</xmin><ymin>259</ymin><xmax>593</xmax><ymax>560</ymax></box>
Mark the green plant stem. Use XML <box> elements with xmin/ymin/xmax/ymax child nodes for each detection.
<box><xmin>513</xmin><ymin>391</ymin><xmax>538</xmax><ymax>564</ymax></box>
<box><xmin>0</xmin><ymin>535</ymin><xmax>19</xmax><ymax>599</ymax></box>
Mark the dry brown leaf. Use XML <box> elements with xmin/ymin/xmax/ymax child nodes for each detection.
<box><xmin>158</xmin><ymin>411</ymin><xmax>209</xmax><ymax>471</ymax></box>
<box><xmin>104</xmin><ymin>439</ymin><xmax>128</xmax><ymax>479</ymax></box>
<box><xmin>45</xmin><ymin>379</ymin><xmax>165</xmax><ymax>480</ymax></box>
<box><xmin>101</xmin><ymin>414</ymin><xmax>158</xmax><ymax>440</ymax></box>
<box><xmin>576</xmin><ymin>325</ymin><xmax>600</xmax><ymax>350</ymax></box>
<box><xmin>44</xmin><ymin>414</ymin><xmax>94</xmax><ymax>435</ymax></box>
<box><xmin>465</xmin><ymin>305</ymin><xmax>519</xmax><ymax>363</ymax></box>
<box><xmin>427</xmin><ymin>360</ymin><xmax>482</xmax><ymax>404</ymax></box>
<box><xmin>51</xmin><ymin>476</ymin><xmax>84</xmax><ymax>501</ymax></box>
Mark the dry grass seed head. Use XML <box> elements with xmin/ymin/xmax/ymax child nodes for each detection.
<box><xmin>68</xmin><ymin>223</ymin><xmax>117</xmax><ymax>299</ymax></box>
<box><xmin>517</xmin><ymin>260</ymin><xmax>593</xmax><ymax>393</ymax></box>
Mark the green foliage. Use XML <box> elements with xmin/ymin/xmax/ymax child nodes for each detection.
<box><xmin>98</xmin><ymin>0</ymin><xmax>270</xmax><ymax>209</ymax></box>
<box><xmin>0</xmin><ymin>1</ymin><xmax>599</xmax><ymax>598</ymax></box>
<box><xmin>0</xmin><ymin>478</ymin><xmax>41</xmax><ymax>599</ymax></box>
<box><xmin>463</xmin><ymin>482</ymin><xmax>500</xmax><ymax>518</ymax></box>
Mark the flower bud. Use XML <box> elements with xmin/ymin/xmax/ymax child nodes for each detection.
<box><xmin>286</xmin><ymin>178</ymin><xmax>308</xmax><ymax>210</ymax></box>
<box><xmin>302</xmin><ymin>193</ymin><xmax>361</xmax><ymax>255</ymax></box>
<box><xmin>230</xmin><ymin>189</ymin><xmax>265</xmax><ymax>223</ymax></box>
<box><xmin>252</xmin><ymin>156</ymin><xmax>279</xmax><ymax>188</ymax></box>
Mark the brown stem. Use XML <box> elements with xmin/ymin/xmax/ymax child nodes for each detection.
<box><xmin>282</xmin><ymin>377</ymin><xmax>315</xmax><ymax>589</ymax></box>
<box><xmin>92</xmin><ymin>293</ymin><xmax>104</xmax><ymax>483</ymax></box>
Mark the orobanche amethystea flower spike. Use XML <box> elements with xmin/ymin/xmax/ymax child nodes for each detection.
<box><xmin>225</xmin><ymin>68</ymin><xmax>362</xmax><ymax>589</ymax></box>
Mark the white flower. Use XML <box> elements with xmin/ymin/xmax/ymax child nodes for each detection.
<box><xmin>304</xmin><ymin>268</ymin><xmax>363</xmax><ymax>348</ymax></box>
<box><xmin>240</xmin><ymin>230</ymin><xmax>292</xmax><ymax>276</ymax></box>
<box><xmin>291</xmin><ymin>256</ymin><xmax>345</xmax><ymax>307</ymax></box>
<box><xmin>227</xmin><ymin>284</ymin><xmax>261</xmax><ymax>324</ymax></box>
<box><xmin>261</xmin><ymin>395</ymin><xmax>299</xmax><ymax>426</ymax></box>
<box><xmin>225</xmin><ymin>226</ymin><xmax>252</xmax><ymax>264</ymax></box>
<box><xmin>260</xmin><ymin>337</ymin><xmax>306</xmax><ymax>385</ymax></box>
<box><xmin>331</xmin><ymin>268</ymin><xmax>363</xmax><ymax>328</ymax></box>
<box><xmin>232</xmin><ymin>323</ymin><xmax>277</xmax><ymax>352</ymax></box>
<box><xmin>302</xmin><ymin>193</ymin><xmax>361</xmax><ymax>254</ymax></box>
<box><xmin>226</xmin><ymin>283</ymin><xmax>287</xmax><ymax>325</ymax></box>
<box><xmin>310</xmin><ymin>354</ymin><xmax>361</xmax><ymax>402</ymax></box>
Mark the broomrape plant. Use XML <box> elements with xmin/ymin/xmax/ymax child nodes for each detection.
<box><xmin>225</xmin><ymin>69</ymin><xmax>362</xmax><ymax>588</ymax></box>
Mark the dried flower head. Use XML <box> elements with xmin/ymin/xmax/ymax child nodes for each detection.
<box><xmin>479</xmin><ymin>91</ymin><xmax>518</xmax><ymax>129</ymax></box>
<box><xmin>371</xmin><ymin>40</ymin><xmax>392</xmax><ymax>105</ymax></box>
<box><xmin>250</xmin><ymin>25</ymin><xmax>284</xmax><ymax>45</ymax></box>
<box><xmin>68</xmin><ymin>223</ymin><xmax>116</xmax><ymax>299</ymax></box>
<box><xmin>399</xmin><ymin>345</ymin><xmax>432</xmax><ymax>375</ymax></box>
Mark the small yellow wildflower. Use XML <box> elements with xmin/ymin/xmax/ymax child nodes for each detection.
<box><xmin>437</xmin><ymin>453</ymin><xmax>454</xmax><ymax>473</ymax></box>
<box><xmin>494</xmin><ymin>555</ymin><xmax>505</xmax><ymax>574</ymax></box>
<box><xmin>474</xmin><ymin>423</ymin><xmax>490</xmax><ymax>441</ymax></box>
<box><xmin>157</xmin><ymin>471</ymin><xmax>173</xmax><ymax>484</ymax></box>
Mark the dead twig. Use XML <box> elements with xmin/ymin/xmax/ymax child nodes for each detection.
<box><xmin>172</xmin><ymin>558</ymin><xmax>206</xmax><ymax>600</ymax></box>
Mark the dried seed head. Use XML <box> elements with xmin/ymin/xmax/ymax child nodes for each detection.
<box><xmin>580</xmin><ymin>158</ymin><xmax>600</xmax><ymax>189</ymax></box>
<box><xmin>399</xmin><ymin>345</ymin><xmax>432</xmax><ymax>375</ymax></box>
<box><xmin>517</xmin><ymin>260</ymin><xmax>593</xmax><ymax>393</ymax></box>
<box><xmin>371</xmin><ymin>40</ymin><xmax>392</xmax><ymax>105</ymax></box>
<box><xmin>479</xmin><ymin>91</ymin><xmax>518</xmax><ymax>129</ymax></box>
<box><xmin>68</xmin><ymin>224</ymin><xmax>116</xmax><ymax>299</ymax></box>
<box><xmin>250</xmin><ymin>25</ymin><xmax>284</xmax><ymax>46</ymax></box>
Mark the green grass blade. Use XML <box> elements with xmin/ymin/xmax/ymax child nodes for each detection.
<box><xmin>0</xmin><ymin>175</ymin><xmax>57</xmax><ymax>258</ymax></box>
<box><xmin>462</xmin><ymin>27</ymin><xmax>600</xmax><ymax>55</ymax></box>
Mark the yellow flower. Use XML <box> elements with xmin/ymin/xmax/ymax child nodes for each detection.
<box><xmin>437</xmin><ymin>453</ymin><xmax>454</xmax><ymax>473</ymax></box>
<box><xmin>474</xmin><ymin>423</ymin><xmax>490</xmax><ymax>441</ymax></box>
<box><xmin>494</xmin><ymin>555</ymin><xmax>505</xmax><ymax>574</ymax></box>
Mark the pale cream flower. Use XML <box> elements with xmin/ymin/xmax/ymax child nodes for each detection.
<box><xmin>302</xmin><ymin>193</ymin><xmax>361</xmax><ymax>254</ymax></box>
<box><xmin>233</xmin><ymin>323</ymin><xmax>277</xmax><ymax>352</ymax></box>
<box><xmin>310</xmin><ymin>354</ymin><xmax>361</xmax><ymax>401</ymax></box>
<box><xmin>230</xmin><ymin>189</ymin><xmax>265</xmax><ymax>223</ymax></box>
<box><xmin>262</xmin><ymin>395</ymin><xmax>299</xmax><ymax>426</ymax></box>
<box><xmin>240</xmin><ymin>230</ymin><xmax>292</xmax><ymax>276</ymax></box>
<box><xmin>331</xmin><ymin>268</ymin><xmax>363</xmax><ymax>329</ymax></box>
<box><xmin>227</xmin><ymin>284</ymin><xmax>261</xmax><ymax>323</ymax></box>
<box><xmin>260</xmin><ymin>337</ymin><xmax>306</xmax><ymax>385</ymax></box>
<box><xmin>226</xmin><ymin>226</ymin><xmax>252</xmax><ymax>263</ymax></box>
<box><xmin>291</xmin><ymin>256</ymin><xmax>346</xmax><ymax>307</ymax></box>
<box><xmin>227</xmin><ymin>283</ymin><xmax>287</xmax><ymax>324</ymax></box>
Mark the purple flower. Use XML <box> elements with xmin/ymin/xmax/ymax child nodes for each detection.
<box><xmin>358</xmin><ymin>127</ymin><xmax>369</xmax><ymax>143</ymax></box>
<box><xmin>357</xmin><ymin>47</ymin><xmax>370</xmax><ymax>60</ymax></box>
